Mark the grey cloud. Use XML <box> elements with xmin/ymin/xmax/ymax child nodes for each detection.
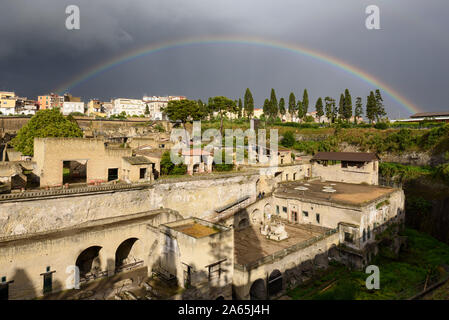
<box><xmin>0</xmin><ymin>0</ymin><xmax>448</xmax><ymax>115</ymax></box>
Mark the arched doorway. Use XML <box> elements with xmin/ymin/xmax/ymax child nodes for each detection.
<box><xmin>251</xmin><ymin>209</ymin><xmax>262</xmax><ymax>225</ymax></box>
<box><xmin>115</xmin><ymin>238</ymin><xmax>143</xmax><ymax>273</ymax></box>
<box><xmin>264</xmin><ymin>204</ymin><xmax>272</xmax><ymax>221</ymax></box>
<box><xmin>268</xmin><ymin>269</ymin><xmax>283</xmax><ymax>296</ymax></box>
<box><xmin>250</xmin><ymin>279</ymin><xmax>266</xmax><ymax>300</ymax></box>
<box><xmin>193</xmin><ymin>163</ymin><xmax>200</xmax><ymax>173</ymax></box>
<box><xmin>75</xmin><ymin>246</ymin><xmax>103</xmax><ymax>279</ymax></box>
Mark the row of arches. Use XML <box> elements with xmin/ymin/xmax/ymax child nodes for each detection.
<box><xmin>249</xmin><ymin>269</ymin><xmax>283</xmax><ymax>300</ymax></box>
<box><xmin>75</xmin><ymin>237</ymin><xmax>142</xmax><ymax>279</ymax></box>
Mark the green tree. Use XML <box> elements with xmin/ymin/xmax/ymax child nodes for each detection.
<box><xmin>162</xmin><ymin>99</ymin><xmax>201</xmax><ymax>125</ymax></box>
<box><xmin>208</xmin><ymin>96</ymin><xmax>236</xmax><ymax>135</ymax></box>
<box><xmin>162</xmin><ymin>99</ymin><xmax>201</xmax><ymax>144</ymax></box>
<box><xmin>263</xmin><ymin>98</ymin><xmax>271</xmax><ymax>118</ymax></box>
<box><xmin>354</xmin><ymin>97</ymin><xmax>363</xmax><ymax>124</ymax></box>
<box><xmin>366</xmin><ymin>91</ymin><xmax>376</xmax><ymax>124</ymax></box>
<box><xmin>269</xmin><ymin>88</ymin><xmax>278</xmax><ymax>119</ymax></box>
<box><xmin>324</xmin><ymin>97</ymin><xmax>336</xmax><ymax>123</ymax></box>
<box><xmin>279</xmin><ymin>98</ymin><xmax>286</xmax><ymax>117</ymax></box>
<box><xmin>288</xmin><ymin>92</ymin><xmax>296</xmax><ymax>117</ymax></box>
<box><xmin>237</xmin><ymin>98</ymin><xmax>243</xmax><ymax>119</ymax></box>
<box><xmin>344</xmin><ymin>89</ymin><xmax>352</xmax><ymax>121</ymax></box>
<box><xmin>244</xmin><ymin>88</ymin><xmax>254</xmax><ymax>119</ymax></box>
<box><xmin>296</xmin><ymin>100</ymin><xmax>304</xmax><ymax>120</ymax></box>
<box><xmin>11</xmin><ymin>108</ymin><xmax>83</xmax><ymax>156</ymax></box>
<box><xmin>338</xmin><ymin>93</ymin><xmax>345</xmax><ymax>120</ymax></box>
<box><xmin>315</xmin><ymin>97</ymin><xmax>324</xmax><ymax>121</ymax></box>
<box><xmin>160</xmin><ymin>151</ymin><xmax>175</xmax><ymax>175</ymax></box>
<box><xmin>302</xmin><ymin>89</ymin><xmax>309</xmax><ymax>117</ymax></box>
<box><xmin>375</xmin><ymin>89</ymin><xmax>387</xmax><ymax>121</ymax></box>
<box><xmin>144</xmin><ymin>104</ymin><xmax>150</xmax><ymax>115</ymax></box>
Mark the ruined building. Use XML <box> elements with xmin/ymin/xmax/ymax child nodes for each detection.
<box><xmin>0</xmin><ymin>146</ymin><xmax>404</xmax><ymax>300</ymax></box>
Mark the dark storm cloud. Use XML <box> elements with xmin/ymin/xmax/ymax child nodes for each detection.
<box><xmin>1</xmin><ymin>0</ymin><xmax>448</xmax><ymax>116</ymax></box>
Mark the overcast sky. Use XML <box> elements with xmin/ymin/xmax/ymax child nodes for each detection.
<box><xmin>1</xmin><ymin>0</ymin><xmax>448</xmax><ymax>117</ymax></box>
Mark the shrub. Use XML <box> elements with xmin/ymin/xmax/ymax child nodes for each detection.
<box><xmin>171</xmin><ymin>164</ymin><xmax>187</xmax><ymax>175</ymax></box>
<box><xmin>160</xmin><ymin>151</ymin><xmax>174</xmax><ymax>175</ymax></box>
<box><xmin>280</xmin><ymin>131</ymin><xmax>295</xmax><ymax>148</ymax></box>
<box><xmin>374</xmin><ymin>122</ymin><xmax>389</xmax><ymax>130</ymax></box>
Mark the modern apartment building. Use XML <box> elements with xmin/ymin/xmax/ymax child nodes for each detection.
<box><xmin>0</xmin><ymin>92</ymin><xmax>17</xmax><ymax>115</ymax></box>
<box><xmin>37</xmin><ymin>93</ymin><xmax>64</xmax><ymax>110</ymax></box>
<box><xmin>62</xmin><ymin>101</ymin><xmax>85</xmax><ymax>115</ymax></box>
<box><xmin>142</xmin><ymin>95</ymin><xmax>186</xmax><ymax>120</ymax></box>
<box><xmin>111</xmin><ymin>98</ymin><xmax>146</xmax><ymax>117</ymax></box>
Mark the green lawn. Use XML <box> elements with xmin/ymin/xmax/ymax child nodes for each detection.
<box><xmin>287</xmin><ymin>228</ymin><xmax>449</xmax><ymax>300</ymax></box>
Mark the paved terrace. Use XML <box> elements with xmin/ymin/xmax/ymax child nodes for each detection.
<box><xmin>234</xmin><ymin>223</ymin><xmax>334</xmax><ymax>270</ymax></box>
<box><xmin>274</xmin><ymin>180</ymin><xmax>397</xmax><ymax>207</ymax></box>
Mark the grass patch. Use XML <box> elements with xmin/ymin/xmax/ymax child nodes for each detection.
<box><xmin>286</xmin><ymin>228</ymin><xmax>449</xmax><ymax>300</ymax></box>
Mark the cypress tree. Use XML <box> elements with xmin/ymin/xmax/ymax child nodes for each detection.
<box><xmin>338</xmin><ymin>93</ymin><xmax>345</xmax><ymax>120</ymax></box>
<box><xmin>297</xmin><ymin>100</ymin><xmax>304</xmax><ymax>120</ymax></box>
<box><xmin>302</xmin><ymin>89</ymin><xmax>309</xmax><ymax>118</ymax></box>
<box><xmin>315</xmin><ymin>97</ymin><xmax>324</xmax><ymax>121</ymax></box>
<box><xmin>288</xmin><ymin>92</ymin><xmax>296</xmax><ymax>116</ymax></box>
<box><xmin>324</xmin><ymin>97</ymin><xmax>334</xmax><ymax>123</ymax></box>
<box><xmin>366</xmin><ymin>91</ymin><xmax>376</xmax><ymax>124</ymax></box>
<box><xmin>270</xmin><ymin>88</ymin><xmax>278</xmax><ymax>119</ymax></box>
<box><xmin>279</xmin><ymin>98</ymin><xmax>286</xmax><ymax>116</ymax></box>
<box><xmin>263</xmin><ymin>98</ymin><xmax>270</xmax><ymax>117</ymax></box>
<box><xmin>374</xmin><ymin>89</ymin><xmax>386</xmax><ymax>121</ymax></box>
<box><xmin>344</xmin><ymin>89</ymin><xmax>352</xmax><ymax>121</ymax></box>
<box><xmin>244</xmin><ymin>88</ymin><xmax>254</xmax><ymax>119</ymax></box>
<box><xmin>354</xmin><ymin>97</ymin><xmax>363</xmax><ymax>124</ymax></box>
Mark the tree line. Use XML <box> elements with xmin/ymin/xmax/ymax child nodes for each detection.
<box><xmin>161</xmin><ymin>87</ymin><xmax>389</xmax><ymax>132</ymax></box>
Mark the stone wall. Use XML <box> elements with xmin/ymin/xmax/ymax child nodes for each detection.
<box><xmin>232</xmin><ymin>230</ymin><xmax>339</xmax><ymax>300</ymax></box>
<box><xmin>0</xmin><ymin>116</ymin><xmax>171</xmax><ymax>137</ymax></box>
<box><xmin>0</xmin><ymin>209</ymin><xmax>181</xmax><ymax>299</ymax></box>
<box><xmin>311</xmin><ymin>161</ymin><xmax>379</xmax><ymax>185</ymax></box>
<box><xmin>0</xmin><ymin>173</ymin><xmax>259</xmax><ymax>237</ymax></box>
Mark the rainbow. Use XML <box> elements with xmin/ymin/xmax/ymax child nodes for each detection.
<box><xmin>55</xmin><ymin>35</ymin><xmax>421</xmax><ymax>114</ymax></box>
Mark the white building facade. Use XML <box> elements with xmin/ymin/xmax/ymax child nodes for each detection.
<box><xmin>111</xmin><ymin>98</ymin><xmax>146</xmax><ymax>117</ymax></box>
<box><xmin>62</xmin><ymin>101</ymin><xmax>85</xmax><ymax>115</ymax></box>
<box><xmin>142</xmin><ymin>96</ymin><xmax>186</xmax><ymax>120</ymax></box>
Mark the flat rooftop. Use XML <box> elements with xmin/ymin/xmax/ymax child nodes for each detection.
<box><xmin>274</xmin><ymin>180</ymin><xmax>397</xmax><ymax>207</ymax></box>
<box><xmin>172</xmin><ymin>222</ymin><xmax>220</xmax><ymax>238</ymax></box>
<box><xmin>234</xmin><ymin>223</ymin><xmax>331</xmax><ymax>266</ymax></box>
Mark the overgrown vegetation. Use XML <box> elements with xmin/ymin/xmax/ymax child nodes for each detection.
<box><xmin>160</xmin><ymin>151</ymin><xmax>187</xmax><ymax>176</ymax></box>
<box><xmin>379</xmin><ymin>162</ymin><xmax>449</xmax><ymax>186</ymax></box>
<box><xmin>11</xmin><ymin>109</ymin><xmax>83</xmax><ymax>156</ymax></box>
<box><xmin>287</xmin><ymin>228</ymin><xmax>449</xmax><ymax>300</ymax></box>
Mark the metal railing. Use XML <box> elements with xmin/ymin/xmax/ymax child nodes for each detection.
<box><xmin>79</xmin><ymin>270</ymin><xmax>109</xmax><ymax>283</ymax></box>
